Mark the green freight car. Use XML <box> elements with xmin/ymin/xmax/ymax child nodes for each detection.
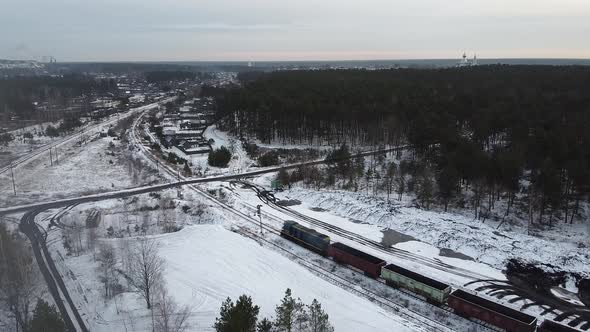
<box><xmin>381</xmin><ymin>263</ymin><xmax>451</xmax><ymax>305</ymax></box>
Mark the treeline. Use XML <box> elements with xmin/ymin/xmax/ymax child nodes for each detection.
<box><xmin>0</xmin><ymin>75</ymin><xmax>116</xmax><ymax>118</ymax></box>
<box><xmin>219</xmin><ymin>67</ymin><xmax>590</xmax><ymax>225</ymax></box>
<box><xmin>145</xmin><ymin>70</ymin><xmax>196</xmax><ymax>83</ymax></box>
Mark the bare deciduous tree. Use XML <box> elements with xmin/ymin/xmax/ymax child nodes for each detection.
<box><xmin>97</xmin><ymin>243</ymin><xmax>118</xmax><ymax>299</ymax></box>
<box><xmin>0</xmin><ymin>225</ymin><xmax>41</xmax><ymax>331</ymax></box>
<box><xmin>154</xmin><ymin>287</ymin><xmax>191</xmax><ymax>332</ymax></box>
<box><xmin>64</xmin><ymin>220</ymin><xmax>85</xmax><ymax>256</ymax></box>
<box><xmin>127</xmin><ymin>237</ymin><xmax>165</xmax><ymax>309</ymax></box>
<box><xmin>87</xmin><ymin>227</ymin><xmax>98</xmax><ymax>258</ymax></box>
<box><xmin>118</xmin><ymin>238</ymin><xmax>132</xmax><ymax>273</ymax></box>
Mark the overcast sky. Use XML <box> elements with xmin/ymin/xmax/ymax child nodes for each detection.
<box><xmin>2</xmin><ymin>0</ymin><xmax>590</xmax><ymax>61</ymax></box>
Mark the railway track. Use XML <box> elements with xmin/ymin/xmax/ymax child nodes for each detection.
<box><xmin>0</xmin><ymin>98</ymin><xmax>174</xmax><ymax>176</ymax></box>
<box><xmin>238</xmin><ymin>180</ymin><xmax>494</xmax><ymax>281</ymax></box>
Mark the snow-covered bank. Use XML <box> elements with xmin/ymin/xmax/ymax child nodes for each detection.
<box><xmin>278</xmin><ymin>188</ymin><xmax>590</xmax><ymax>277</ymax></box>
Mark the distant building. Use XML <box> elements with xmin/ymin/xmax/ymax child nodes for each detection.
<box><xmin>457</xmin><ymin>53</ymin><xmax>478</xmax><ymax>67</ymax></box>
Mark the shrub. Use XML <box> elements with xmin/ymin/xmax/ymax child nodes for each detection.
<box><xmin>0</xmin><ymin>132</ymin><xmax>14</xmax><ymax>146</ymax></box>
<box><xmin>258</xmin><ymin>151</ymin><xmax>279</xmax><ymax>167</ymax></box>
<box><xmin>45</xmin><ymin>126</ymin><xmax>60</xmax><ymax>138</ymax></box>
<box><xmin>208</xmin><ymin>146</ymin><xmax>232</xmax><ymax>167</ymax></box>
<box><xmin>243</xmin><ymin>142</ymin><xmax>259</xmax><ymax>157</ymax></box>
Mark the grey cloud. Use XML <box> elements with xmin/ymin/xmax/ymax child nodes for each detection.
<box><xmin>1</xmin><ymin>0</ymin><xmax>589</xmax><ymax>61</ymax></box>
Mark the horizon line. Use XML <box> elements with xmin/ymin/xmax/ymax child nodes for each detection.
<box><xmin>42</xmin><ymin>56</ymin><xmax>590</xmax><ymax>64</ymax></box>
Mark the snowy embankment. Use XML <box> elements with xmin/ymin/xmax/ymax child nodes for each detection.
<box><xmin>278</xmin><ymin>188</ymin><xmax>590</xmax><ymax>277</ymax></box>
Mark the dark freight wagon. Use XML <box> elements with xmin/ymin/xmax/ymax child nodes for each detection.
<box><xmin>380</xmin><ymin>263</ymin><xmax>451</xmax><ymax>305</ymax></box>
<box><xmin>448</xmin><ymin>289</ymin><xmax>537</xmax><ymax>332</ymax></box>
<box><xmin>280</xmin><ymin>221</ymin><xmax>330</xmax><ymax>255</ymax></box>
<box><xmin>538</xmin><ymin>319</ymin><xmax>581</xmax><ymax>332</ymax></box>
<box><xmin>327</xmin><ymin>242</ymin><xmax>386</xmax><ymax>278</ymax></box>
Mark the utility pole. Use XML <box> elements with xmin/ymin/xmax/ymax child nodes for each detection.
<box><xmin>256</xmin><ymin>204</ymin><xmax>263</xmax><ymax>234</ymax></box>
<box><xmin>55</xmin><ymin>147</ymin><xmax>59</xmax><ymax>164</ymax></box>
<box><xmin>10</xmin><ymin>165</ymin><xmax>16</xmax><ymax>195</ymax></box>
<box><xmin>49</xmin><ymin>147</ymin><xmax>53</xmax><ymax>166</ymax></box>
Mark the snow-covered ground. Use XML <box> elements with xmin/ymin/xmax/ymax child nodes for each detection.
<box><xmin>158</xmin><ymin>225</ymin><xmax>420</xmax><ymax>331</ymax></box>
<box><xmin>0</xmin><ymin>100</ymin><xmax>173</xmax><ymax>207</ymax></box>
<box><xmin>225</xmin><ymin>181</ymin><xmax>504</xmax><ymax>286</ymax></box>
<box><xmin>0</xmin><ymin>121</ymin><xmax>61</xmax><ymax>168</ymax></box>
<box><xmin>202</xmin><ymin>124</ymin><xmax>253</xmax><ymax>174</ymax></box>
<box><xmin>274</xmin><ymin>187</ymin><xmax>590</xmax><ymax>278</ymax></box>
<box><xmin>12</xmin><ymin>123</ymin><xmax>589</xmax><ymax>332</ymax></box>
<box><xmin>218</xmin><ymin>180</ymin><xmax>589</xmax><ymax>326</ymax></box>
<box><xmin>46</xmin><ymin>204</ymin><xmax>426</xmax><ymax>332</ymax></box>
<box><xmin>0</xmin><ymin>134</ymin><xmax>161</xmax><ymax>207</ymax></box>
<box><xmin>20</xmin><ymin>125</ymin><xmax>434</xmax><ymax>332</ymax></box>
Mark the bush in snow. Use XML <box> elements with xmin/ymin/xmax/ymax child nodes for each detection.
<box><xmin>0</xmin><ymin>132</ymin><xmax>15</xmax><ymax>147</ymax></box>
<box><xmin>258</xmin><ymin>151</ymin><xmax>280</xmax><ymax>167</ymax></box>
<box><xmin>208</xmin><ymin>146</ymin><xmax>232</xmax><ymax>167</ymax></box>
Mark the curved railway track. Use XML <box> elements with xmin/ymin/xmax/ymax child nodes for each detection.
<box><xmin>237</xmin><ymin>180</ymin><xmax>495</xmax><ymax>281</ymax></box>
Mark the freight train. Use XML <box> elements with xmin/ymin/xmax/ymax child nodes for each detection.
<box><xmin>281</xmin><ymin>220</ymin><xmax>580</xmax><ymax>332</ymax></box>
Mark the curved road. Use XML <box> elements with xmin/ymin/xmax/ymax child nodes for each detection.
<box><xmin>20</xmin><ymin>207</ymin><xmax>88</xmax><ymax>332</ymax></box>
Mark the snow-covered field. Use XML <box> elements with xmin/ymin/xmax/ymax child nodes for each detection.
<box><xmin>158</xmin><ymin>225</ymin><xmax>420</xmax><ymax>331</ymax></box>
<box><xmin>0</xmin><ymin>135</ymin><xmax>160</xmax><ymax>207</ymax></box>
<box><xmin>47</xmin><ymin>209</ymin><xmax>424</xmax><ymax>332</ymax></box>
<box><xmin>0</xmin><ymin>121</ymin><xmax>61</xmax><ymax>168</ymax></box>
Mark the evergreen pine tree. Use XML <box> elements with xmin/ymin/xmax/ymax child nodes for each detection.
<box><xmin>274</xmin><ymin>289</ymin><xmax>295</xmax><ymax>332</ymax></box>
<box><xmin>274</xmin><ymin>289</ymin><xmax>307</xmax><ymax>332</ymax></box>
<box><xmin>214</xmin><ymin>295</ymin><xmax>260</xmax><ymax>332</ymax></box>
<box><xmin>307</xmin><ymin>299</ymin><xmax>334</xmax><ymax>332</ymax></box>
<box><xmin>257</xmin><ymin>318</ymin><xmax>273</xmax><ymax>332</ymax></box>
<box><xmin>29</xmin><ymin>299</ymin><xmax>65</xmax><ymax>332</ymax></box>
<box><xmin>277</xmin><ymin>168</ymin><xmax>290</xmax><ymax>189</ymax></box>
<box><xmin>184</xmin><ymin>162</ymin><xmax>192</xmax><ymax>176</ymax></box>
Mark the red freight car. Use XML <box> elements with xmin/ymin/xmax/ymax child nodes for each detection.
<box><xmin>538</xmin><ymin>319</ymin><xmax>581</xmax><ymax>332</ymax></box>
<box><xmin>328</xmin><ymin>242</ymin><xmax>386</xmax><ymax>278</ymax></box>
<box><xmin>448</xmin><ymin>289</ymin><xmax>537</xmax><ymax>332</ymax></box>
